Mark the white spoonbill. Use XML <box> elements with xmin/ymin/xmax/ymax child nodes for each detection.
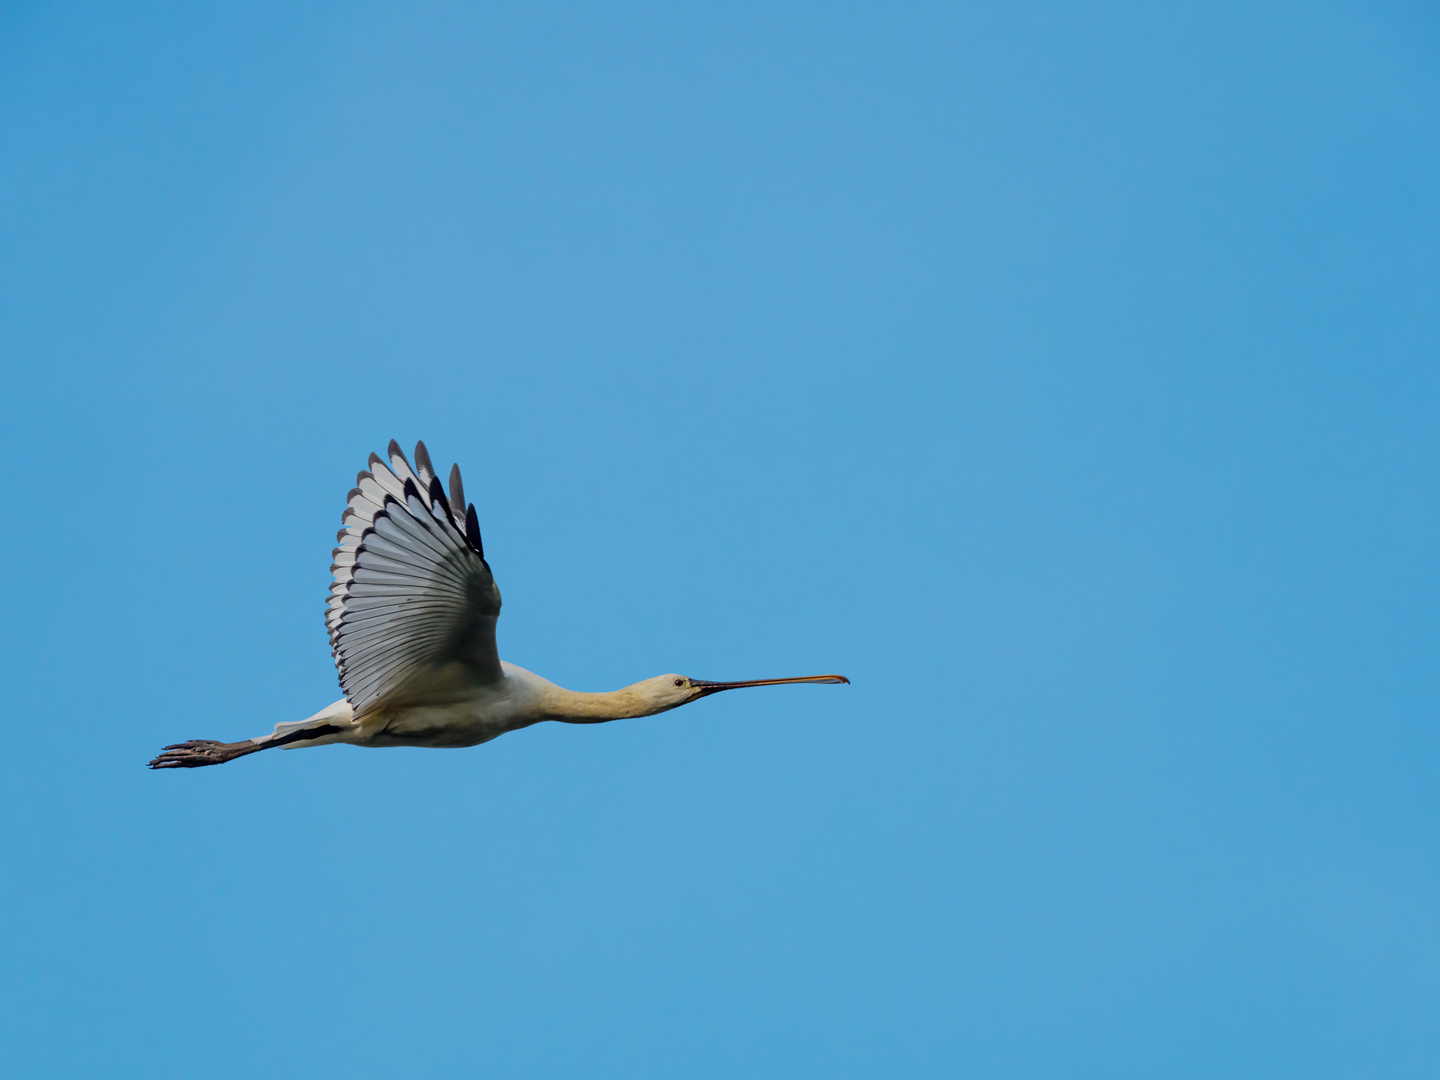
<box><xmin>149</xmin><ymin>441</ymin><xmax>847</xmax><ymax>769</ymax></box>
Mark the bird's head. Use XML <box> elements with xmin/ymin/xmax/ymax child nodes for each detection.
<box><xmin>636</xmin><ymin>672</ymin><xmax>851</xmax><ymax>710</ymax></box>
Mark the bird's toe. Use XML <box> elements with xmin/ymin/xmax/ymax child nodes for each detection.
<box><xmin>147</xmin><ymin>740</ymin><xmax>228</xmax><ymax>769</ymax></box>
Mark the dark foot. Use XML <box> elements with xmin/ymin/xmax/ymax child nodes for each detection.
<box><xmin>148</xmin><ymin>739</ymin><xmax>258</xmax><ymax>769</ymax></box>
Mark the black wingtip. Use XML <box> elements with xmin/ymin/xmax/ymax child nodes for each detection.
<box><xmin>389</xmin><ymin>440</ymin><xmax>418</xmax><ymax>481</ymax></box>
<box><xmin>465</xmin><ymin>502</ymin><xmax>484</xmax><ymax>557</ymax></box>
<box><xmin>402</xmin><ymin>476</ymin><xmax>421</xmax><ymax>503</ymax></box>
<box><xmin>415</xmin><ymin>441</ymin><xmax>434</xmax><ymax>478</ymax></box>
<box><xmin>427</xmin><ymin>475</ymin><xmax>456</xmax><ymax>524</ymax></box>
<box><xmin>449</xmin><ymin>463</ymin><xmax>466</xmax><ymax>514</ymax></box>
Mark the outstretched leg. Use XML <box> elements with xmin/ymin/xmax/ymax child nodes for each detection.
<box><xmin>147</xmin><ymin>722</ymin><xmax>346</xmax><ymax>770</ymax></box>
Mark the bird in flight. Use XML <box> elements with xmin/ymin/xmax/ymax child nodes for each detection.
<box><xmin>149</xmin><ymin>441</ymin><xmax>847</xmax><ymax>769</ymax></box>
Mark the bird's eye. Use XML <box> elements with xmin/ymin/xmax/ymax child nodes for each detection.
<box><xmin>674</xmin><ymin>678</ymin><xmax>685</xmax><ymax>687</ymax></box>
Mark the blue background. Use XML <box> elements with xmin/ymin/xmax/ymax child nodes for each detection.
<box><xmin>2</xmin><ymin>2</ymin><xmax>1437</xmax><ymax>1075</ymax></box>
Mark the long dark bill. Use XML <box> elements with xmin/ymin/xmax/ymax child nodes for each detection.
<box><xmin>691</xmin><ymin>674</ymin><xmax>850</xmax><ymax>697</ymax></box>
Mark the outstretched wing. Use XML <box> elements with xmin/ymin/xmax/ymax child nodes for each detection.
<box><xmin>327</xmin><ymin>440</ymin><xmax>502</xmax><ymax>717</ymax></box>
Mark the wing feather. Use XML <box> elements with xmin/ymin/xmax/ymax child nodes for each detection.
<box><xmin>414</xmin><ymin>441</ymin><xmax>437</xmax><ymax>492</ymax></box>
<box><xmin>327</xmin><ymin>444</ymin><xmax>502</xmax><ymax>716</ymax></box>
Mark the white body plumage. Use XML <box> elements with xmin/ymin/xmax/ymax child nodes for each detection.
<box><xmin>269</xmin><ymin>663</ymin><xmax>703</xmax><ymax>751</ymax></box>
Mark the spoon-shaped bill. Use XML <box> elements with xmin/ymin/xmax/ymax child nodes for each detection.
<box><xmin>690</xmin><ymin>674</ymin><xmax>849</xmax><ymax>695</ymax></box>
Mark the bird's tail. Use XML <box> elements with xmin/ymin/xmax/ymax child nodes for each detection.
<box><xmin>262</xmin><ymin>698</ymin><xmax>356</xmax><ymax>748</ymax></box>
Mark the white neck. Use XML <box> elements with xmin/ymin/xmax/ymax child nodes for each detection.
<box><xmin>540</xmin><ymin>684</ymin><xmax>675</xmax><ymax>724</ymax></box>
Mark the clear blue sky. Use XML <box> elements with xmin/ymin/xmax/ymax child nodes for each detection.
<box><xmin>2</xmin><ymin>2</ymin><xmax>1437</xmax><ymax>1076</ymax></box>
